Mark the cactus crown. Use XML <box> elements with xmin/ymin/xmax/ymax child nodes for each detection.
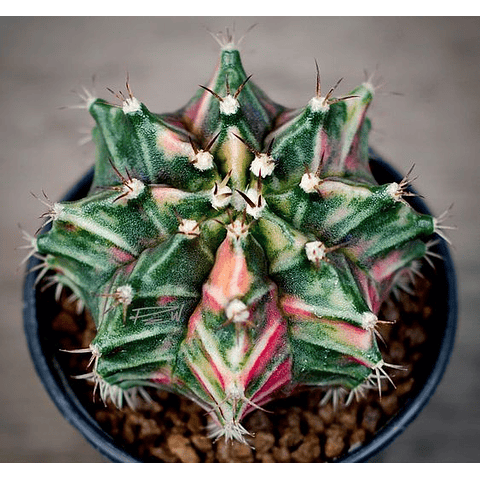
<box><xmin>31</xmin><ymin>31</ymin><xmax>444</xmax><ymax>444</ymax></box>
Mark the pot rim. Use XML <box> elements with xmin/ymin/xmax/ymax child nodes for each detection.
<box><xmin>23</xmin><ymin>154</ymin><xmax>457</xmax><ymax>463</ymax></box>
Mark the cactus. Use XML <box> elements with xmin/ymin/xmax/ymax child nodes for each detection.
<box><xmin>28</xmin><ymin>30</ymin><xmax>449</xmax><ymax>444</ymax></box>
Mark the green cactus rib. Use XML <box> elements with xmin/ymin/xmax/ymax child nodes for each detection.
<box><xmin>33</xmin><ymin>36</ymin><xmax>440</xmax><ymax>443</ymax></box>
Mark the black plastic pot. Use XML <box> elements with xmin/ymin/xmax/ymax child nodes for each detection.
<box><xmin>23</xmin><ymin>153</ymin><xmax>458</xmax><ymax>463</ymax></box>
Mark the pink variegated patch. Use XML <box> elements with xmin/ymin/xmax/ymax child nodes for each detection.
<box><xmin>151</xmin><ymin>186</ymin><xmax>188</xmax><ymax>204</ymax></box>
<box><xmin>207</xmin><ymin>237</ymin><xmax>253</xmax><ymax>304</ymax></box>
<box><xmin>371</xmin><ymin>250</ymin><xmax>404</xmax><ymax>283</ymax></box>
<box><xmin>156</xmin><ymin>129</ymin><xmax>191</xmax><ymax>160</ymax></box>
<box><xmin>157</xmin><ymin>295</ymin><xmax>177</xmax><ymax>306</ymax></box>
<box><xmin>109</xmin><ymin>246</ymin><xmax>136</xmax><ymax>265</ymax></box>
<box><xmin>321</xmin><ymin>318</ymin><xmax>374</xmax><ymax>352</ymax></box>
<box><xmin>281</xmin><ymin>294</ymin><xmax>317</xmax><ymax>320</ymax></box>
<box><xmin>151</xmin><ymin>368</ymin><xmax>173</xmax><ymax>385</ymax></box>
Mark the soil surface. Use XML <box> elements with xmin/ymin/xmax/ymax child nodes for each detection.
<box><xmin>46</xmin><ymin>273</ymin><xmax>436</xmax><ymax>463</ymax></box>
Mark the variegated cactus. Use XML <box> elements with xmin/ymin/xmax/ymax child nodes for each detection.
<box><xmin>28</xmin><ymin>30</ymin><xmax>448</xmax><ymax>443</ymax></box>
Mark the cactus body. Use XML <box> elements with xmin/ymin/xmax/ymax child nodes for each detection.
<box><xmin>33</xmin><ymin>35</ymin><xmax>441</xmax><ymax>443</ymax></box>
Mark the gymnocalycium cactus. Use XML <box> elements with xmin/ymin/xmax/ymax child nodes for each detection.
<box><xmin>27</xmin><ymin>30</ymin><xmax>450</xmax><ymax>443</ymax></box>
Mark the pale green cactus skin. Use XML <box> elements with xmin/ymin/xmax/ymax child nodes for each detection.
<box><xmin>31</xmin><ymin>34</ymin><xmax>442</xmax><ymax>443</ymax></box>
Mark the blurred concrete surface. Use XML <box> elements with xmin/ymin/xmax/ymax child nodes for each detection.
<box><xmin>1</xmin><ymin>16</ymin><xmax>479</xmax><ymax>462</ymax></box>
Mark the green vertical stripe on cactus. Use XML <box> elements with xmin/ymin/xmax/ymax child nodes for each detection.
<box><xmin>30</xmin><ymin>30</ymin><xmax>443</xmax><ymax>443</ymax></box>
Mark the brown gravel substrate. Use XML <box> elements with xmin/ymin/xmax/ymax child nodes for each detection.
<box><xmin>45</xmin><ymin>273</ymin><xmax>437</xmax><ymax>463</ymax></box>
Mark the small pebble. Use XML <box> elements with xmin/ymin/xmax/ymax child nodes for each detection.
<box><xmin>291</xmin><ymin>433</ymin><xmax>321</xmax><ymax>463</ymax></box>
<box><xmin>349</xmin><ymin>428</ymin><xmax>366</xmax><ymax>448</ymax></box>
<box><xmin>167</xmin><ymin>434</ymin><xmax>200</xmax><ymax>463</ymax></box>
<box><xmin>272</xmin><ymin>445</ymin><xmax>291</xmax><ymax>463</ymax></box>
<box><xmin>379</xmin><ymin>394</ymin><xmax>399</xmax><ymax>416</ymax></box>
<box><xmin>324</xmin><ymin>425</ymin><xmax>346</xmax><ymax>459</ymax></box>
<box><xmin>190</xmin><ymin>434</ymin><xmax>212</xmax><ymax>453</ymax></box>
<box><xmin>318</xmin><ymin>403</ymin><xmax>335</xmax><ymax>424</ymax></box>
<box><xmin>252</xmin><ymin>431</ymin><xmax>275</xmax><ymax>454</ymax></box>
<box><xmin>361</xmin><ymin>405</ymin><xmax>382</xmax><ymax>433</ymax></box>
<box><xmin>302</xmin><ymin>411</ymin><xmax>325</xmax><ymax>434</ymax></box>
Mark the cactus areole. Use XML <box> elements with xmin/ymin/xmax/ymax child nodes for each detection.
<box><xmin>31</xmin><ymin>36</ymin><xmax>445</xmax><ymax>444</ymax></box>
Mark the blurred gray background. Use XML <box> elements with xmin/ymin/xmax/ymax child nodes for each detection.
<box><xmin>1</xmin><ymin>16</ymin><xmax>479</xmax><ymax>462</ymax></box>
